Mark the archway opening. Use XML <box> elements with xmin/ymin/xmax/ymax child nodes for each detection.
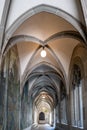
<box><xmin>39</xmin><ymin>112</ymin><xmax>45</xmax><ymax>120</ymax></box>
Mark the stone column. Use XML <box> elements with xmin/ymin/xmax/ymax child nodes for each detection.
<box><xmin>6</xmin><ymin>47</ymin><xmax>20</xmax><ymax>130</ymax></box>
<box><xmin>0</xmin><ymin>55</ymin><xmax>9</xmax><ymax>130</ymax></box>
<box><xmin>3</xmin><ymin>54</ymin><xmax>9</xmax><ymax>130</ymax></box>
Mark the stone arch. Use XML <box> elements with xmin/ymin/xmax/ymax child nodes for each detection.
<box><xmin>68</xmin><ymin>44</ymin><xmax>86</xmax><ymax>127</ymax></box>
<box><xmin>69</xmin><ymin>44</ymin><xmax>86</xmax><ymax>82</ymax></box>
<box><xmin>20</xmin><ymin>62</ymin><xmax>65</xmax><ymax>95</ymax></box>
<box><xmin>68</xmin><ymin>44</ymin><xmax>86</xmax><ymax>93</ymax></box>
<box><xmin>39</xmin><ymin>112</ymin><xmax>45</xmax><ymax>120</ymax></box>
<box><xmin>69</xmin><ymin>60</ymin><xmax>84</xmax><ymax>128</ymax></box>
<box><xmin>3</xmin><ymin>31</ymin><xmax>84</xmax><ymax>55</ymax></box>
<box><xmin>3</xmin><ymin>4</ymin><xmax>86</xmax><ymax>53</ymax></box>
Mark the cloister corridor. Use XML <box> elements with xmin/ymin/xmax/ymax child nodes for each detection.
<box><xmin>0</xmin><ymin>1</ymin><xmax>87</xmax><ymax>130</ymax></box>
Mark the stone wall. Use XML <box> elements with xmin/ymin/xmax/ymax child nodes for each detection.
<box><xmin>56</xmin><ymin>45</ymin><xmax>87</xmax><ymax>130</ymax></box>
<box><xmin>68</xmin><ymin>45</ymin><xmax>87</xmax><ymax>130</ymax></box>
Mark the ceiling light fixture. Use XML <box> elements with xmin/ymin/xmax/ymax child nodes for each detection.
<box><xmin>40</xmin><ymin>47</ymin><xmax>46</xmax><ymax>58</ymax></box>
<box><xmin>42</xmin><ymin>96</ymin><xmax>45</xmax><ymax>98</ymax></box>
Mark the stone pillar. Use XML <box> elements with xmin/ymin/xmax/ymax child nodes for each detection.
<box><xmin>83</xmin><ymin>76</ymin><xmax>87</xmax><ymax>129</ymax></box>
<box><xmin>0</xmin><ymin>55</ymin><xmax>8</xmax><ymax>130</ymax></box>
<box><xmin>55</xmin><ymin>105</ymin><xmax>59</xmax><ymax>124</ymax></box>
<box><xmin>52</xmin><ymin>110</ymin><xmax>54</xmax><ymax>126</ymax></box>
<box><xmin>29</xmin><ymin>98</ymin><xmax>33</xmax><ymax>125</ymax></box>
<box><xmin>21</xmin><ymin>82</ymin><xmax>33</xmax><ymax>129</ymax></box>
<box><xmin>21</xmin><ymin>82</ymin><xmax>29</xmax><ymax>129</ymax></box>
<box><xmin>6</xmin><ymin>47</ymin><xmax>20</xmax><ymax>130</ymax></box>
<box><xmin>66</xmin><ymin>94</ymin><xmax>71</xmax><ymax>129</ymax></box>
<box><xmin>3</xmin><ymin>54</ymin><xmax>9</xmax><ymax>130</ymax></box>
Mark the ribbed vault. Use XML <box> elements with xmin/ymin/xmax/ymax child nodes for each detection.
<box><xmin>1</xmin><ymin>5</ymin><xmax>87</xmax><ymax>130</ymax></box>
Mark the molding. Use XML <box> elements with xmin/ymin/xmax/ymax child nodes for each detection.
<box><xmin>3</xmin><ymin>35</ymin><xmax>43</xmax><ymax>55</ymax></box>
<box><xmin>3</xmin><ymin>30</ymin><xmax>84</xmax><ymax>55</ymax></box>
<box><xmin>44</xmin><ymin>31</ymin><xmax>85</xmax><ymax>45</ymax></box>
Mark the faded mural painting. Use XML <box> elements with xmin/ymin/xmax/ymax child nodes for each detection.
<box><xmin>0</xmin><ymin>45</ymin><xmax>20</xmax><ymax>130</ymax></box>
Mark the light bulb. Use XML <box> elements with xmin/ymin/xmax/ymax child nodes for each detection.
<box><xmin>42</xmin><ymin>96</ymin><xmax>45</xmax><ymax>98</ymax></box>
<box><xmin>40</xmin><ymin>49</ymin><xmax>46</xmax><ymax>58</ymax></box>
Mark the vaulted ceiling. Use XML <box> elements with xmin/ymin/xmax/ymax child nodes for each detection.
<box><xmin>13</xmin><ymin>12</ymin><xmax>82</xmax><ymax>82</ymax></box>
<box><xmin>1</xmin><ymin>1</ymin><xmax>86</xmax><ymax>110</ymax></box>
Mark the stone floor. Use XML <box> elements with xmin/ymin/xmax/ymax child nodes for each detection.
<box><xmin>24</xmin><ymin>124</ymin><xmax>55</xmax><ymax>130</ymax></box>
<box><xmin>36</xmin><ymin>124</ymin><xmax>55</xmax><ymax>130</ymax></box>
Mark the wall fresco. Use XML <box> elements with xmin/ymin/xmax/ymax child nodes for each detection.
<box><xmin>0</xmin><ymin>45</ymin><xmax>20</xmax><ymax>130</ymax></box>
<box><xmin>6</xmin><ymin>46</ymin><xmax>20</xmax><ymax>130</ymax></box>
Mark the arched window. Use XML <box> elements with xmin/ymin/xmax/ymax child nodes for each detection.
<box><xmin>71</xmin><ymin>64</ymin><xmax>83</xmax><ymax>128</ymax></box>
